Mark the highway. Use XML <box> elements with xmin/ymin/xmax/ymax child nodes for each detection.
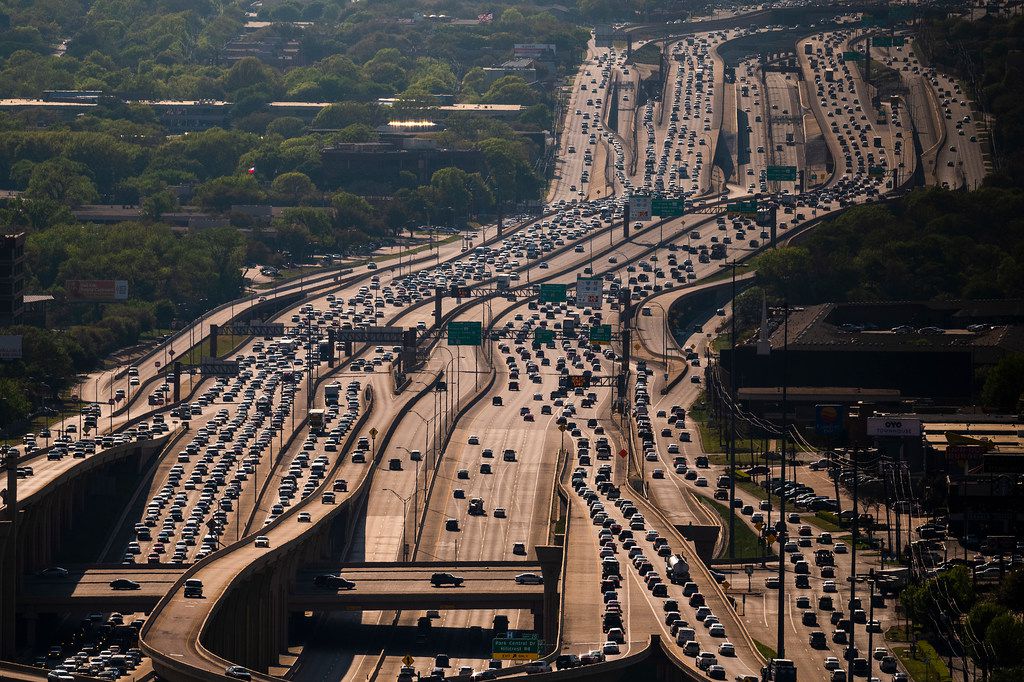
<box><xmin>2</xmin><ymin>9</ymin><xmax>994</xmax><ymax>682</ymax></box>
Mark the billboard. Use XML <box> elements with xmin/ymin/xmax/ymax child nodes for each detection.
<box><xmin>0</xmin><ymin>334</ymin><xmax>23</xmax><ymax>360</ymax></box>
<box><xmin>66</xmin><ymin>279</ymin><xmax>128</xmax><ymax>302</ymax></box>
<box><xmin>629</xmin><ymin>194</ymin><xmax>652</xmax><ymax>221</ymax></box>
<box><xmin>814</xmin><ymin>404</ymin><xmax>847</xmax><ymax>436</ymax></box>
<box><xmin>866</xmin><ymin>417</ymin><xmax>921</xmax><ymax>437</ymax></box>
<box><xmin>575</xmin><ymin>277</ymin><xmax>603</xmax><ymax>308</ymax></box>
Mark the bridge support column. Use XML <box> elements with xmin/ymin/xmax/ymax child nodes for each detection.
<box><xmin>256</xmin><ymin>572</ymin><xmax>272</xmax><ymax>672</ymax></box>
<box><xmin>535</xmin><ymin>545</ymin><xmax>563</xmax><ymax>652</ymax></box>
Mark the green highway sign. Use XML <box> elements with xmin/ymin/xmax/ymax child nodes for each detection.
<box><xmin>492</xmin><ymin>635</ymin><xmax>541</xmax><ymax>661</ymax></box>
<box><xmin>447</xmin><ymin>321</ymin><xmax>482</xmax><ymax>346</ymax></box>
<box><xmin>871</xmin><ymin>36</ymin><xmax>904</xmax><ymax>48</ymax></box>
<box><xmin>651</xmin><ymin>198</ymin><xmax>685</xmax><ymax>217</ymax></box>
<box><xmin>869</xmin><ymin>165</ymin><xmax>887</xmax><ymax>177</ymax></box>
<box><xmin>726</xmin><ymin>200</ymin><xmax>758</xmax><ymax>215</ymax></box>
<box><xmin>766</xmin><ymin>165</ymin><xmax>797</xmax><ymax>182</ymax></box>
<box><xmin>534</xmin><ymin>328</ymin><xmax>555</xmax><ymax>345</ymax></box>
<box><xmin>589</xmin><ymin>324</ymin><xmax>612</xmax><ymax>345</ymax></box>
<box><xmin>843</xmin><ymin>50</ymin><xmax>865</xmax><ymax>61</ymax></box>
<box><xmin>539</xmin><ymin>283</ymin><xmax>567</xmax><ymax>303</ymax></box>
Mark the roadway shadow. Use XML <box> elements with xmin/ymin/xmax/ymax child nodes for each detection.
<box><xmin>298</xmin><ymin>620</ymin><xmax>497</xmax><ymax>659</ymax></box>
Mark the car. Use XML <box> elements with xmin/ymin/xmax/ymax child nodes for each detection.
<box><xmin>523</xmin><ymin>661</ymin><xmax>551</xmax><ymax>674</ymax></box>
<box><xmin>297</xmin><ymin>512</ymin><xmax>311</xmax><ymax>523</ymax></box>
<box><xmin>824</xmin><ymin>656</ymin><xmax>841</xmax><ymax>670</ymax></box>
<box><xmin>313</xmin><ymin>574</ymin><xmax>356</xmax><ymax>590</ymax></box>
<box><xmin>254</xmin><ymin>536</ymin><xmax>270</xmax><ymax>548</ymax></box>
<box><xmin>468</xmin><ymin>435</ymin><xmax>480</xmax><ymax>445</ymax></box>
<box><xmin>834</xmin><ymin>542</ymin><xmax>848</xmax><ymax>554</ymax></box>
<box><xmin>225</xmin><ymin>666</ymin><xmax>252</xmax><ymax>680</ymax></box>
<box><xmin>709</xmin><ymin>624</ymin><xmax>726</xmax><ymax>637</ymax></box>
<box><xmin>512</xmin><ymin>542</ymin><xmax>527</xmax><ymax>555</ymax></box>
<box><xmin>602</xmin><ymin>641</ymin><xmax>620</xmax><ymax>654</ymax></box>
<box><xmin>430</xmin><ymin>572</ymin><xmax>464</xmax><ymax>587</ymax></box>
<box><xmin>515</xmin><ymin>573</ymin><xmax>543</xmax><ymax>585</ymax></box>
<box><xmin>38</xmin><ymin>567</ymin><xmax>69</xmax><ymax>578</ymax></box>
<box><xmin>494</xmin><ymin>507</ymin><xmax>507</xmax><ymax>518</ymax></box>
<box><xmin>717</xmin><ymin>642</ymin><xmax>735</xmax><ymax>656</ymax></box>
<box><xmin>109</xmin><ymin>579</ymin><xmax>141</xmax><ymax>591</ymax></box>
<box><xmin>707</xmin><ymin>664</ymin><xmax>726</xmax><ymax>679</ymax></box>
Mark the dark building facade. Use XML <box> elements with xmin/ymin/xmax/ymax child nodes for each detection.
<box><xmin>0</xmin><ymin>232</ymin><xmax>25</xmax><ymax>326</ymax></box>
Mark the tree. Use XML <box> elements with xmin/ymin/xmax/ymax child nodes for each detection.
<box><xmin>196</xmin><ymin>175</ymin><xmax>267</xmax><ymax>212</ymax></box>
<box><xmin>481</xmin><ymin>76</ymin><xmax>538</xmax><ymax>106</ymax></box>
<box><xmin>987</xmin><ymin>613</ymin><xmax>1024</xmax><ymax>668</ymax></box>
<box><xmin>0</xmin><ymin>377</ymin><xmax>31</xmax><ymax>428</ymax></box>
<box><xmin>982</xmin><ymin>354</ymin><xmax>1024</xmax><ymax>412</ymax></box>
<box><xmin>330</xmin><ymin>191</ymin><xmax>373</xmax><ymax>229</ymax></box>
<box><xmin>430</xmin><ymin>167</ymin><xmax>473</xmax><ymax>218</ymax></box>
<box><xmin>271</xmin><ymin>171</ymin><xmax>316</xmax><ymax>204</ymax></box>
<box><xmin>266</xmin><ymin>117</ymin><xmax>306</xmax><ymax>138</ymax></box>
<box><xmin>142</xmin><ymin>190</ymin><xmax>177</xmax><ymax>220</ymax></box>
<box><xmin>312</xmin><ymin>102</ymin><xmax>380</xmax><ymax>129</ymax></box>
<box><xmin>968</xmin><ymin>601</ymin><xmax>1009</xmax><ymax>650</ymax></box>
<box><xmin>221</xmin><ymin>56</ymin><xmax>279</xmax><ymax>97</ymax></box>
<box><xmin>25</xmin><ymin>157</ymin><xmax>98</xmax><ymax>207</ymax></box>
<box><xmin>752</xmin><ymin>247</ymin><xmax>815</xmax><ymax>303</ymax></box>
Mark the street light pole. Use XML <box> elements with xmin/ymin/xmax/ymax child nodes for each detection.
<box><xmin>719</xmin><ymin>260</ymin><xmax>748</xmax><ymax>561</ymax></box>
<box><xmin>383</xmin><ymin>488</ymin><xmax>412</xmax><ymax>561</ymax></box>
<box><xmin>776</xmin><ymin>299</ymin><xmax>789</xmax><ymax>659</ymax></box>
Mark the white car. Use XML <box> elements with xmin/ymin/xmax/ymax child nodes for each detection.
<box><xmin>717</xmin><ymin>642</ymin><xmax>735</xmax><ymax>656</ymax></box>
<box><xmin>515</xmin><ymin>573</ymin><xmax>543</xmax><ymax>585</ymax></box>
<box><xmin>823</xmin><ymin>580</ymin><xmax>837</xmax><ymax>593</ymax></box>
<box><xmin>709</xmin><ymin>623</ymin><xmax>726</xmax><ymax>637</ymax></box>
<box><xmin>602</xmin><ymin>641</ymin><xmax>620</xmax><ymax>654</ymax></box>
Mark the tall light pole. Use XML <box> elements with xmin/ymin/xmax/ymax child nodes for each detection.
<box><xmin>776</xmin><ymin>300</ymin><xmax>790</xmax><ymax>659</ymax></box>
<box><xmin>647</xmin><ymin>301</ymin><xmax>671</xmax><ymax>383</ymax></box>
<box><xmin>383</xmin><ymin>488</ymin><xmax>413</xmax><ymax>561</ymax></box>
<box><xmin>719</xmin><ymin>259</ymin><xmax>748</xmax><ymax>560</ymax></box>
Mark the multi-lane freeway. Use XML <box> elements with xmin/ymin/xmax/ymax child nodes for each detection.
<box><xmin>0</xmin><ymin>8</ymin><xmax>991</xmax><ymax>682</ymax></box>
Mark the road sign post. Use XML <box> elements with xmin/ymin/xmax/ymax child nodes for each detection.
<box><xmin>447</xmin><ymin>321</ymin><xmax>482</xmax><ymax>346</ymax></box>
<box><xmin>492</xmin><ymin>634</ymin><xmax>541</xmax><ymax>661</ymax></box>
<box><xmin>766</xmin><ymin>165</ymin><xmax>798</xmax><ymax>182</ymax></box>
<box><xmin>539</xmin><ymin>283</ymin><xmax>567</xmax><ymax>303</ymax></box>
<box><xmin>589</xmin><ymin>324</ymin><xmax>612</xmax><ymax>345</ymax></box>
<box><xmin>534</xmin><ymin>328</ymin><xmax>555</xmax><ymax>347</ymax></box>
<box><xmin>651</xmin><ymin>197</ymin><xmax>684</xmax><ymax>217</ymax></box>
<box><xmin>726</xmin><ymin>200</ymin><xmax>758</xmax><ymax>215</ymax></box>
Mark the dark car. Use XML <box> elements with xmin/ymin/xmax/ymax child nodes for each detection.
<box><xmin>313</xmin><ymin>574</ymin><xmax>356</xmax><ymax>590</ymax></box>
<box><xmin>430</xmin><ymin>572</ymin><xmax>465</xmax><ymax>587</ymax></box>
<box><xmin>109</xmin><ymin>579</ymin><xmax>141</xmax><ymax>591</ymax></box>
<box><xmin>555</xmin><ymin>654</ymin><xmax>581</xmax><ymax>670</ymax></box>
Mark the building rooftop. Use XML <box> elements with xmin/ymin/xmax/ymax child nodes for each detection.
<box><xmin>762</xmin><ymin>301</ymin><xmax>1024</xmax><ymax>353</ymax></box>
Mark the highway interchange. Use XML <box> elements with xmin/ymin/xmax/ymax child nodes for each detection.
<box><xmin>0</xmin><ymin>6</ymin><xmax>990</xmax><ymax>682</ymax></box>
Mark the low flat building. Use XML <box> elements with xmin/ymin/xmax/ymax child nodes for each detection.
<box><xmin>721</xmin><ymin>300</ymin><xmax>1024</xmax><ymax>408</ymax></box>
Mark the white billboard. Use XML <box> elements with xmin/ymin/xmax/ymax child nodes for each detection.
<box><xmin>575</xmin><ymin>277</ymin><xmax>603</xmax><ymax>308</ymax></box>
<box><xmin>630</xmin><ymin>194</ymin><xmax>652</xmax><ymax>222</ymax></box>
<box><xmin>0</xmin><ymin>334</ymin><xmax>22</xmax><ymax>360</ymax></box>
<box><xmin>866</xmin><ymin>417</ymin><xmax>921</xmax><ymax>437</ymax></box>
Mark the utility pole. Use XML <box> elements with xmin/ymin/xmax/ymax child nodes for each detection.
<box><xmin>849</xmin><ymin>445</ymin><xmax>860</xmax><ymax>664</ymax></box>
<box><xmin>867</xmin><ymin>569</ymin><xmax>876</xmax><ymax>681</ymax></box>
<box><xmin>775</xmin><ymin>300</ymin><xmax>789</xmax><ymax>659</ymax></box>
<box><xmin>1</xmin><ymin>447</ymin><xmax>19</xmax><ymax>658</ymax></box>
<box><xmin>721</xmin><ymin>260</ymin><xmax>747</xmax><ymax>560</ymax></box>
